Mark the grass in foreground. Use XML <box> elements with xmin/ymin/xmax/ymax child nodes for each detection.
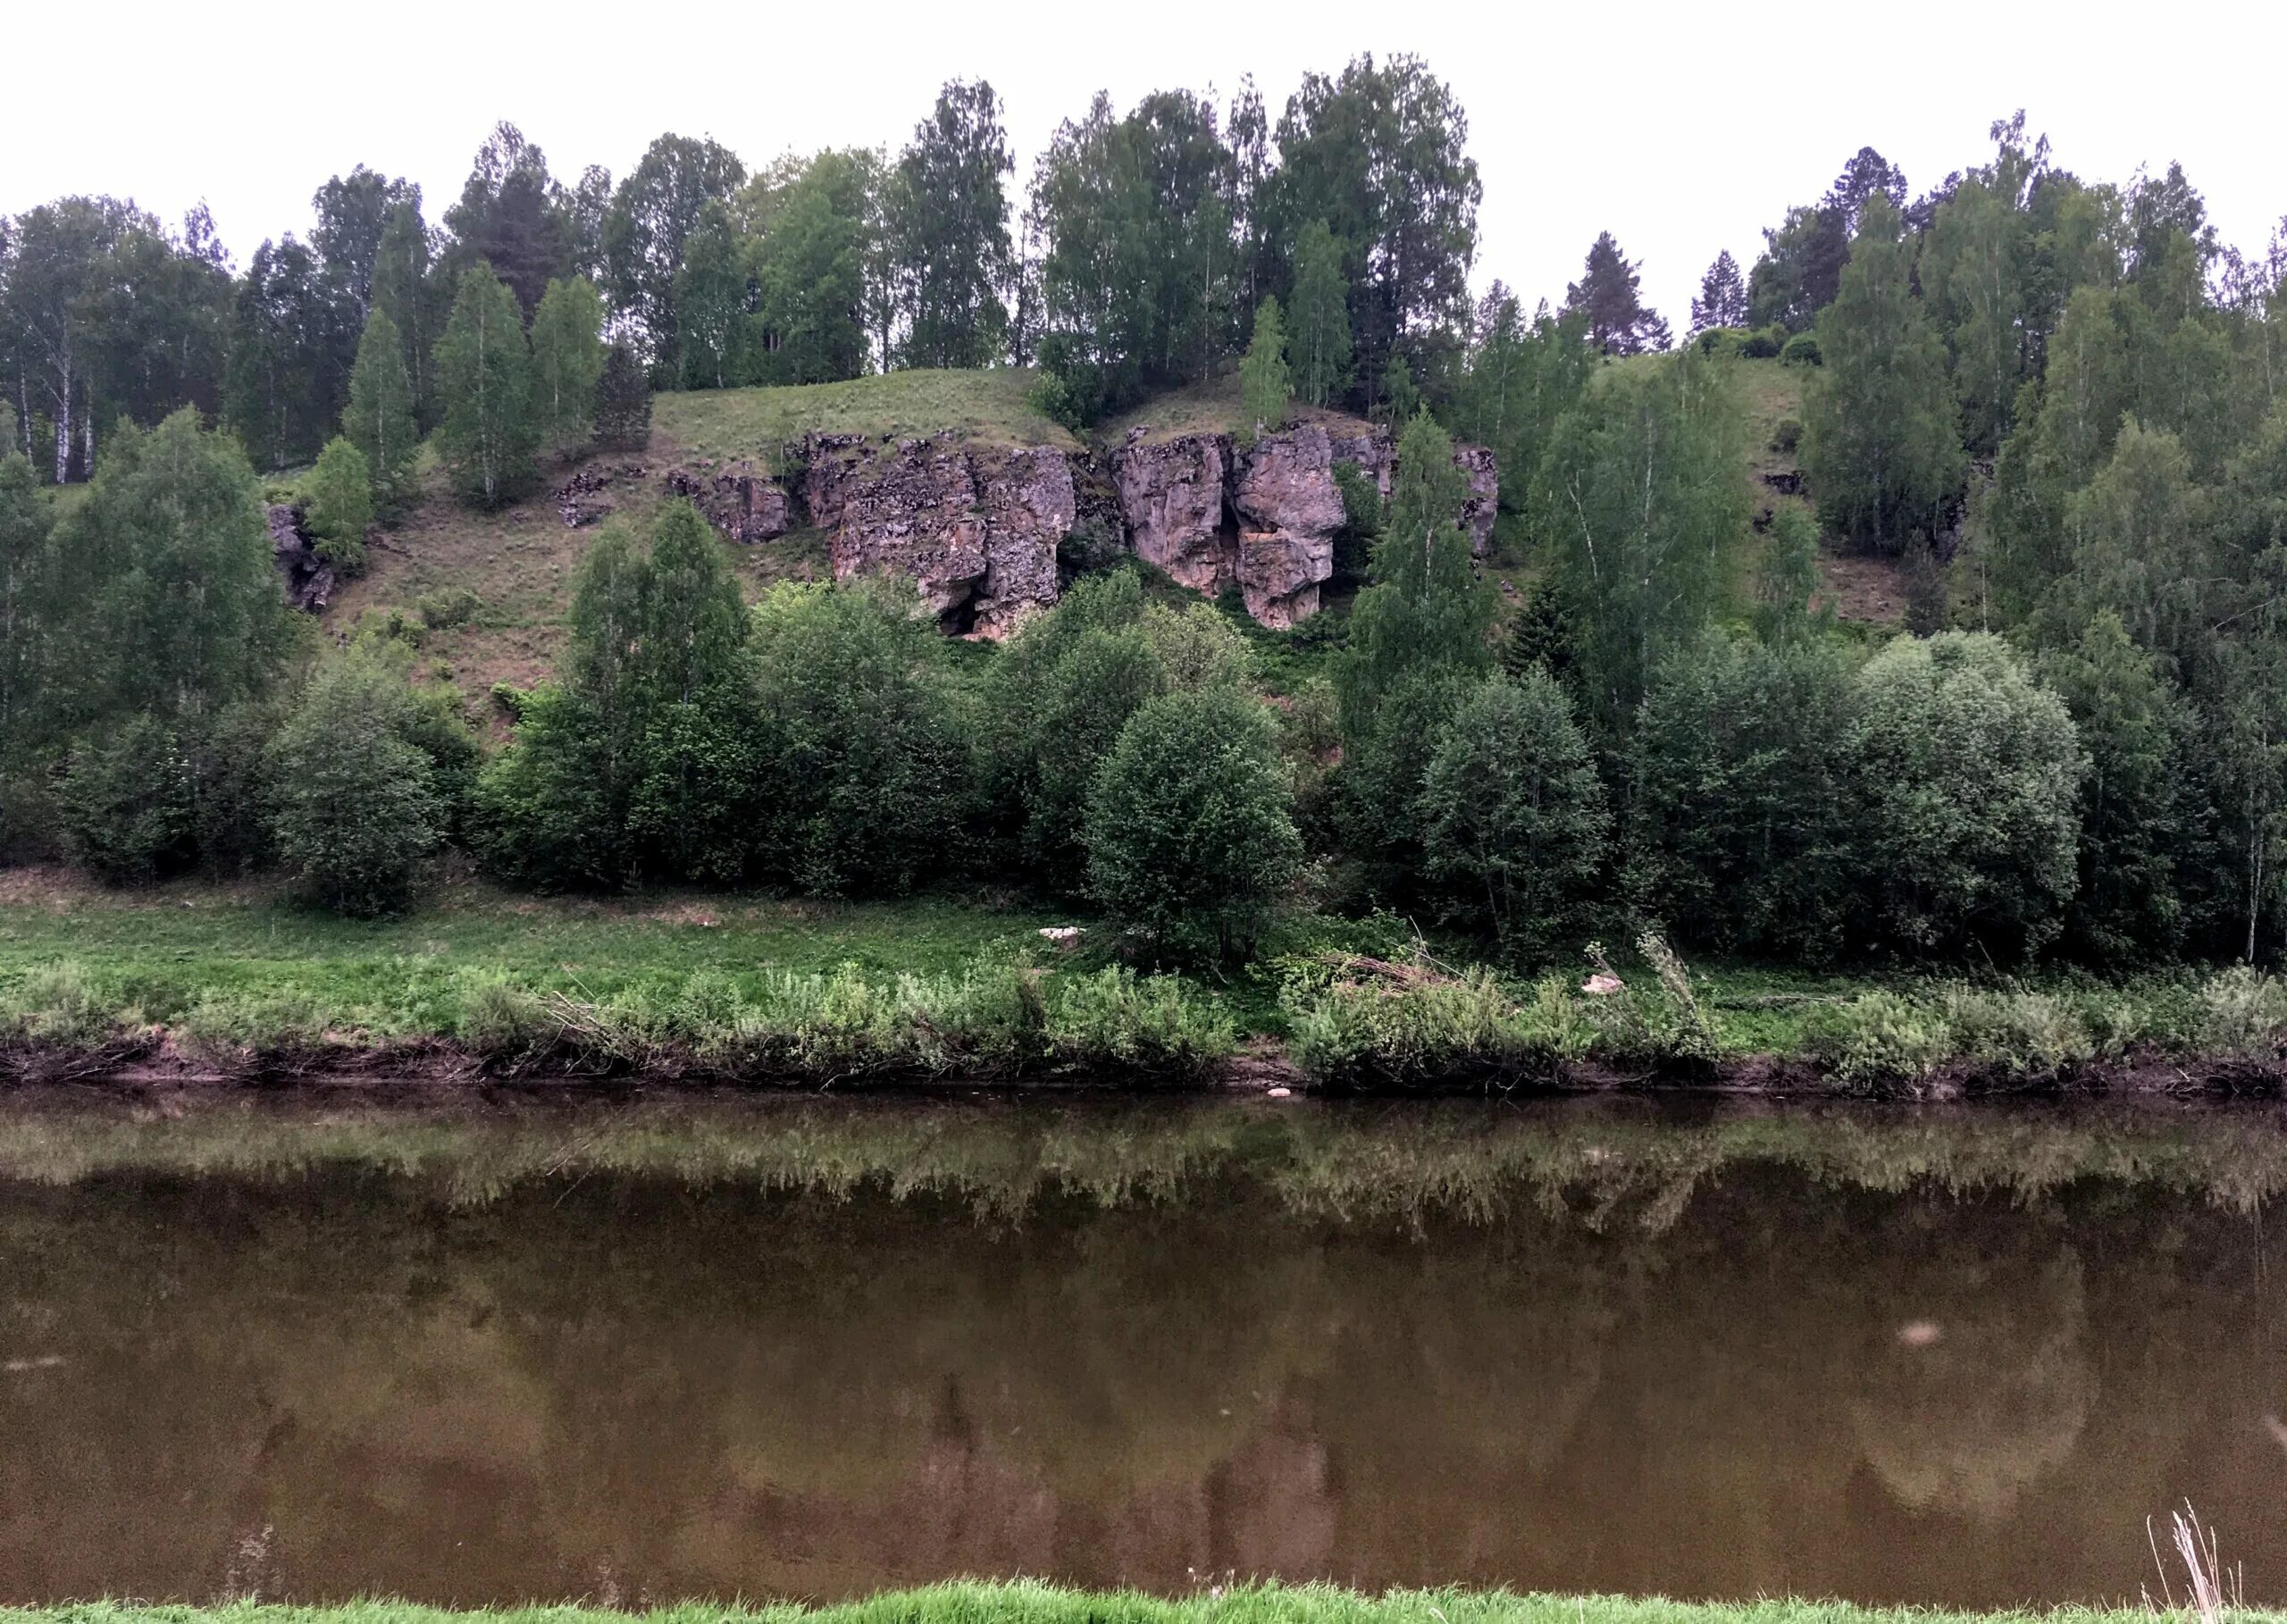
<box><xmin>3</xmin><ymin>1581</ymin><xmax>2266</xmax><ymax>1624</ymax></box>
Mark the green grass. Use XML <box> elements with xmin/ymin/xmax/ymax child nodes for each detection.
<box><xmin>1098</xmin><ymin>373</ymin><xmax>1380</xmax><ymax>447</ymax></box>
<box><xmin>0</xmin><ymin>868</ymin><xmax>1070</xmax><ymax>1037</ymax></box>
<box><xmin>652</xmin><ymin>369</ymin><xmax>1081</xmax><ymax>465</ymax></box>
<box><xmin>0</xmin><ymin>1582</ymin><xmax>2260</xmax><ymax>1624</ymax></box>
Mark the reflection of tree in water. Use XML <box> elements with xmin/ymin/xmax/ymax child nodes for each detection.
<box><xmin>1847</xmin><ymin>1214</ymin><xmax>2095</xmax><ymax>1522</ymax></box>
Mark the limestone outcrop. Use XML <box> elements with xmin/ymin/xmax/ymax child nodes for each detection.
<box><xmin>662</xmin><ymin>460</ymin><xmax>789</xmax><ymax>543</ymax></box>
<box><xmin>1229</xmin><ymin>426</ymin><xmax>1345</xmax><ymax>627</ymax></box>
<box><xmin>1110</xmin><ymin>430</ymin><xmax>1232</xmax><ymax>593</ymax></box>
<box><xmin>264</xmin><ymin>503</ymin><xmax>334</xmax><ymax>613</ymax></box>
<box><xmin>800</xmin><ymin>433</ymin><xmax>1073</xmax><ymax>638</ymax></box>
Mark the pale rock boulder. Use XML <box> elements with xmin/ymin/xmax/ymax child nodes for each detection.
<box><xmin>1108</xmin><ymin>429</ymin><xmax>1233</xmax><ymax>594</ymax></box>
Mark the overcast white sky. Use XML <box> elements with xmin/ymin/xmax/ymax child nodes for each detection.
<box><xmin>11</xmin><ymin>0</ymin><xmax>2285</xmax><ymax>326</ymax></box>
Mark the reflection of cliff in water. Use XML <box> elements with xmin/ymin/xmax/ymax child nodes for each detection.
<box><xmin>4</xmin><ymin>1109</ymin><xmax>2287</xmax><ymax>1608</ymax></box>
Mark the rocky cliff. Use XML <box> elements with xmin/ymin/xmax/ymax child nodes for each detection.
<box><xmin>801</xmin><ymin>433</ymin><xmax>1072</xmax><ymax>638</ymax></box>
<box><xmin>661</xmin><ymin>416</ymin><xmax>1495</xmax><ymax>636</ymax></box>
<box><xmin>265</xmin><ymin>504</ymin><xmax>335</xmax><ymax>613</ymax></box>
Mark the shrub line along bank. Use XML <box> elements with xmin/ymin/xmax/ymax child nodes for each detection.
<box><xmin>5</xmin><ymin>944</ymin><xmax>2287</xmax><ymax>1096</ymax></box>
<box><xmin>0</xmin><ymin>1583</ymin><xmax>2268</xmax><ymax>1624</ymax></box>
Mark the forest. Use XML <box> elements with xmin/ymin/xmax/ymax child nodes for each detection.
<box><xmin>3</xmin><ymin>59</ymin><xmax>2285</xmax><ymax>984</ymax></box>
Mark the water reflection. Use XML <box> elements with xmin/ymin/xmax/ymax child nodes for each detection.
<box><xmin>2</xmin><ymin>1092</ymin><xmax>2283</xmax><ymax>1608</ymax></box>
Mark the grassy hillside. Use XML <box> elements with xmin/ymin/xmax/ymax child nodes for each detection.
<box><xmin>315</xmin><ymin>359</ymin><xmax>1898</xmax><ymax>718</ymax></box>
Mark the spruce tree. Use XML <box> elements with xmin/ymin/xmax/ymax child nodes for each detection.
<box><xmin>1288</xmin><ymin>219</ymin><xmax>1353</xmax><ymax>409</ymax></box>
<box><xmin>1563</xmin><ymin>232</ymin><xmax>1671</xmax><ymax>355</ymax></box>
<box><xmin>344</xmin><ymin>306</ymin><xmax>419</xmax><ymax>510</ymax></box>
<box><xmin>305</xmin><ymin>438</ymin><xmax>373</xmax><ymax>572</ymax></box>
<box><xmin>530</xmin><ymin>276</ymin><xmax>607</xmax><ymax>456</ymax></box>
<box><xmin>1801</xmin><ymin>194</ymin><xmax>1964</xmax><ymax>552</ymax></box>
<box><xmin>1689</xmin><ymin>250</ymin><xmax>1748</xmax><ymax>335</ymax></box>
<box><xmin>594</xmin><ymin>341</ymin><xmax>653</xmax><ymax>452</ymax></box>
<box><xmin>434</xmin><ymin>264</ymin><xmax>537</xmax><ymax>508</ymax></box>
<box><xmin>1238</xmin><ymin>297</ymin><xmax>1291</xmax><ymax>440</ymax></box>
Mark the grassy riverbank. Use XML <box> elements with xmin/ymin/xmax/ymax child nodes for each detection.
<box><xmin>3</xmin><ymin>870</ymin><xmax>2285</xmax><ymax>1092</ymax></box>
<box><xmin>3</xmin><ymin>1585</ymin><xmax>2268</xmax><ymax>1624</ymax></box>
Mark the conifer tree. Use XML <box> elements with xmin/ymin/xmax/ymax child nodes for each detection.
<box><xmin>1288</xmin><ymin>219</ymin><xmax>1353</xmax><ymax>408</ymax></box>
<box><xmin>1563</xmin><ymin>231</ymin><xmax>1671</xmax><ymax>355</ymax></box>
<box><xmin>1689</xmin><ymin>250</ymin><xmax>1748</xmax><ymax>335</ymax></box>
<box><xmin>1239</xmin><ymin>297</ymin><xmax>1291</xmax><ymax>440</ymax></box>
<box><xmin>305</xmin><ymin>438</ymin><xmax>373</xmax><ymax>572</ymax></box>
<box><xmin>433</xmin><ymin>264</ymin><xmax>537</xmax><ymax>508</ymax></box>
<box><xmin>344</xmin><ymin>306</ymin><xmax>418</xmax><ymax>510</ymax></box>
<box><xmin>594</xmin><ymin>341</ymin><xmax>653</xmax><ymax>451</ymax></box>
<box><xmin>530</xmin><ymin>276</ymin><xmax>607</xmax><ymax>455</ymax></box>
<box><xmin>1801</xmin><ymin>194</ymin><xmax>1964</xmax><ymax>552</ymax></box>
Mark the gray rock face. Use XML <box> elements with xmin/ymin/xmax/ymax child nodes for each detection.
<box><xmin>662</xmin><ymin>460</ymin><xmax>789</xmax><ymax>543</ymax></box>
<box><xmin>1229</xmin><ymin>425</ymin><xmax>1345</xmax><ymax>627</ymax></box>
<box><xmin>1109</xmin><ymin>430</ymin><xmax>1232</xmax><ymax>593</ymax></box>
<box><xmin>264</xmin><ymin>503</ymin><xmax>335</xmax><ymax>613</ymax></box>
<box><xmin>800</xmin><ymin>433</ymin><xmax>1073</xmax><ymax>638</ymax></box>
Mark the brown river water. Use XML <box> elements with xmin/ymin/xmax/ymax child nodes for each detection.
<box><xmin>3</xmin><ymin>1088</ymin><xmax>2287</xmax><ymax>1609</ymax></box>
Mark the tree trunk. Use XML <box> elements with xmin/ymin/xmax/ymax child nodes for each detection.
<box><xmin>53</xmin><ymin>354</ymin><xmax>71</xmax><ymax>487</ymax></box>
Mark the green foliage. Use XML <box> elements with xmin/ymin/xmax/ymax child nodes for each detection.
<box><xmin>343</xmin><ymin>306</ymin><xmax>419</xmax><ymax>510</ymax></box>
<box><xmin>56</xmin><ymin>716</ymin><xmax>192</xmax><ymax>886</ymax></box>
<box><xmin>2038</xmin><ymin>612</ymin><xmax>2200</xmax><ymax>961</ymax></box>
<box><xmin>749</xmin><ymin>148</ymin><xmax>877</xmax><ymax>385</ymax></box>
<box><xmin>1338</xmin><ymin>411</ymin><xmax>1493</xmax><ymax>738</ymax></box>
<box><xmin>0</xmin><ymin>453</ymin><xmax>54</xmax><ymax>763</ymax></box>
<box><xmin>1533</xmin><ymin>348</ymin><xmax>1748</xmax><ymax>738</ymax></box>
<box><xmin>1030</xmin><ymin>89</ymin><xmax>1237</xmax><ymax>421</ymax></box>
<box><xmin>674</xmin><ymin>200</ymin><xmax>748</xmax><ymax>389</ymax></box>
<box><xmin>304</xmin><ymin>438</ymin><xmax>373</xmax><ymax>572</ymax></box>
<box><xmin>434</xmin><ymin>263</ymin><xmax>537</xmax><ymax>506</ymax></box>
<box><xmin>1415</xmin><ymin>672</ymin><xmax>1610</xmax><ymax>954</ymax></box>
<box><xmin>1562</xmin><ymin>230</ymin><xmax>1671</xmax><ymax>355</ymax></box>
<box><xmin>1452</xmin><ymin>291</ymin><xmax>1594</xmax><ymax>511</ymax></box>
<box><xmin>594</xmin><ymin>341</ymin><xmax>654</xmax><ymax>450</ymax></box>
<box><xmin>1288</xmin><ymin>219</ymin><xmax>1353</xmax><ymax>408</ymax></box>
<box><xmin>886</xmin><ymin>80</ymin><xmax>1015</xmax><ymax>370</ymax></box>
<box><xmin>1851</xmin><ymin>632</ymin><xmax>2085</xmax><ymax>958</ymax></box>
<box><xmin>264</xmin><ymin>651</ymin><xmax>442</xmax><ymax>916</ymax></box>
<box><xmin>1238</xmin><ymin>296</ymin><xmax>1292</xmax><ymax>440</ymax></box>
<box><xmin>1780</xmin><ymin>331</ymin><xmax>1822</xmax><ymax>366</ymax></box>
<box><xmin>1281</xmin><ymin>958</ymin><xmax>1585</xmax><ymax>1088</ymax></box>
<box><xmin>1753</xmin><ymin>506</ymin><xmax>1824</xmax><ymax>642</ymax></box>
<box><xmin>530</xmin><ymin>276</ymin><xmax>607</xmax><ymax>453</ymax></box>
<box><xmin>0</xmin><ymin>960</ymin><xmax>119</xmax><ymax>1045</ymax></box>
<box><xmin>1740</xmin><ymin>325</ymin><xmax>1787</xmax><ymax>359</ymax></box>
<box><xmin>1045</xmin><ymin>967</ymin><xmax>1236</xmax><ymax>1076</ymax></box>
<box><xmin>1629</xmin><ymin>633</ymin><xmax>1860</xmax><ymax>957</ymax></box>
<box><xmin>479</xmin><ymin>505</ymin><xmax>759</xmax><ymax>890</ymax></box>
<box><xmin>600</xmin><ymin>131</ymin><xmax>747</xmax><ymax>370</ymax></box>
<box><xmin>38</xmin><ymin>411</ymin><xmax>292</xmax><ymax>743</ymax></box>
<box><xmin>1085</xmin><ymin>687</ymin><xmax>1302</xmax><ymax>964</ymax></box>
<box><xmin>752</xmin><ymin>578</ymin><xmax>971</xmax><ymax>895</ymax></box>
<box><xmin>1801</xmin><ymin>195</ymin><xmax>1964</xmax><ymax>552</ymax></box>
<box><xmin>1808</xmin><ymin>991</ymin><xmax>1955</xmax><ymax>1087</ymax></box>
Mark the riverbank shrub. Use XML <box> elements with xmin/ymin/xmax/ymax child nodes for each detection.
<box><xmin>1048</xmin><ymin>967</ymin><xmax>1236</xmax><ymax>1076</ymax></box>
<box><xmin>1282</xmin><ymin>958</ymin><xmax>1587</xmax><ymax>1088</ymax></box>
<box><xmin>0</xmin><ymin>960</ymin><xmax>119</xmax><ymax>1045</ymax></box>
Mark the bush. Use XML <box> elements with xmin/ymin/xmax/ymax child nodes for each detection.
<box><xmin>1047</xmin><ymin>967</ymin><xmax>1236</xmax><ymax>1076</ymax></box>
<box><xmin>594</xmin><ymin>341</ymin><xmax>653</xmax><ymax>451</ymax></box>
<box><xmin>0</xmin><ymin>961</ymin><xmax>118</xmax><ymax>1045</ymax></box>
<box><xmin>1808</xmin><ymin>992</ymin><xmax>1954</xmax><ymax>1088</ymax></box>
<box><xmin>305</xmin><ymin>437</ymin><xmax>373</xmax><ymax>573</ymax></box>
<box><xmin>2197</xmin><ymin>966</ymin><xmax>2287</xmax><ymax>1059</ymax></box>
<box><xmin>1085</xmin><ymin>687</ymin><xmax>1303</xmax><ymax>964</ymax></box>
<box><xmin>1694</xmin><ymin>325</ymin><xmax>1749</xmax><ymax>357</ymax></box>
<box><xmin>1780</xmin><ymin>331</ymin><xmax>1823</xmax><ymax>366</ymax></box>
<box><xmin>180</xmin><ymin>989</ymin><xmax>336</xmax><ymax>1055</ymax></box>
<box><xmin>57</xmin><ymin>716</ymin><xmax>193</xmax><ymax>885</ymax></box>
<box><xmin>1414</xmin><ymin>671</ymin><xmax>1609</xmax><ymax>955</ymax></box>
<box><xmin>414</xmin><ymin>585</ymin><xmax>482</xmax><ymax>629</ymax></box>
<box><xmin>1281</xmin><ymin>959</ymin><xmax>1586</xmax><ymax>1089</ymax></box>
<box><xmin>1740</xmin><ymin>325</ymin><xmax>1787</xmax><ymax>360</ymax></box>
<box><xmin>1769</xmin><ymin>417</ymin><xmax>1804</xmax><ymax>455</ymax></box>
<box><xmin>1851</xmin><ymin>632</ymin><xmax>2084</xmax><ymax>959</ymax></box>
<box><xmin>1941</xmin><ymin>986</ymin><xmax>2095</xmax><ymax>1075</ymax></box>
<box><xmin>264</xmin><ymin>652</ymin><xmax>443</xmax><ymax>916</ymax></box>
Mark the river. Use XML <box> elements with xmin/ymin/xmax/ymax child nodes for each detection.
<box><xmin>2</xmin><ymin>1088</ymin><xmax>2283</xmax><ymax>1607</ymax></box>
